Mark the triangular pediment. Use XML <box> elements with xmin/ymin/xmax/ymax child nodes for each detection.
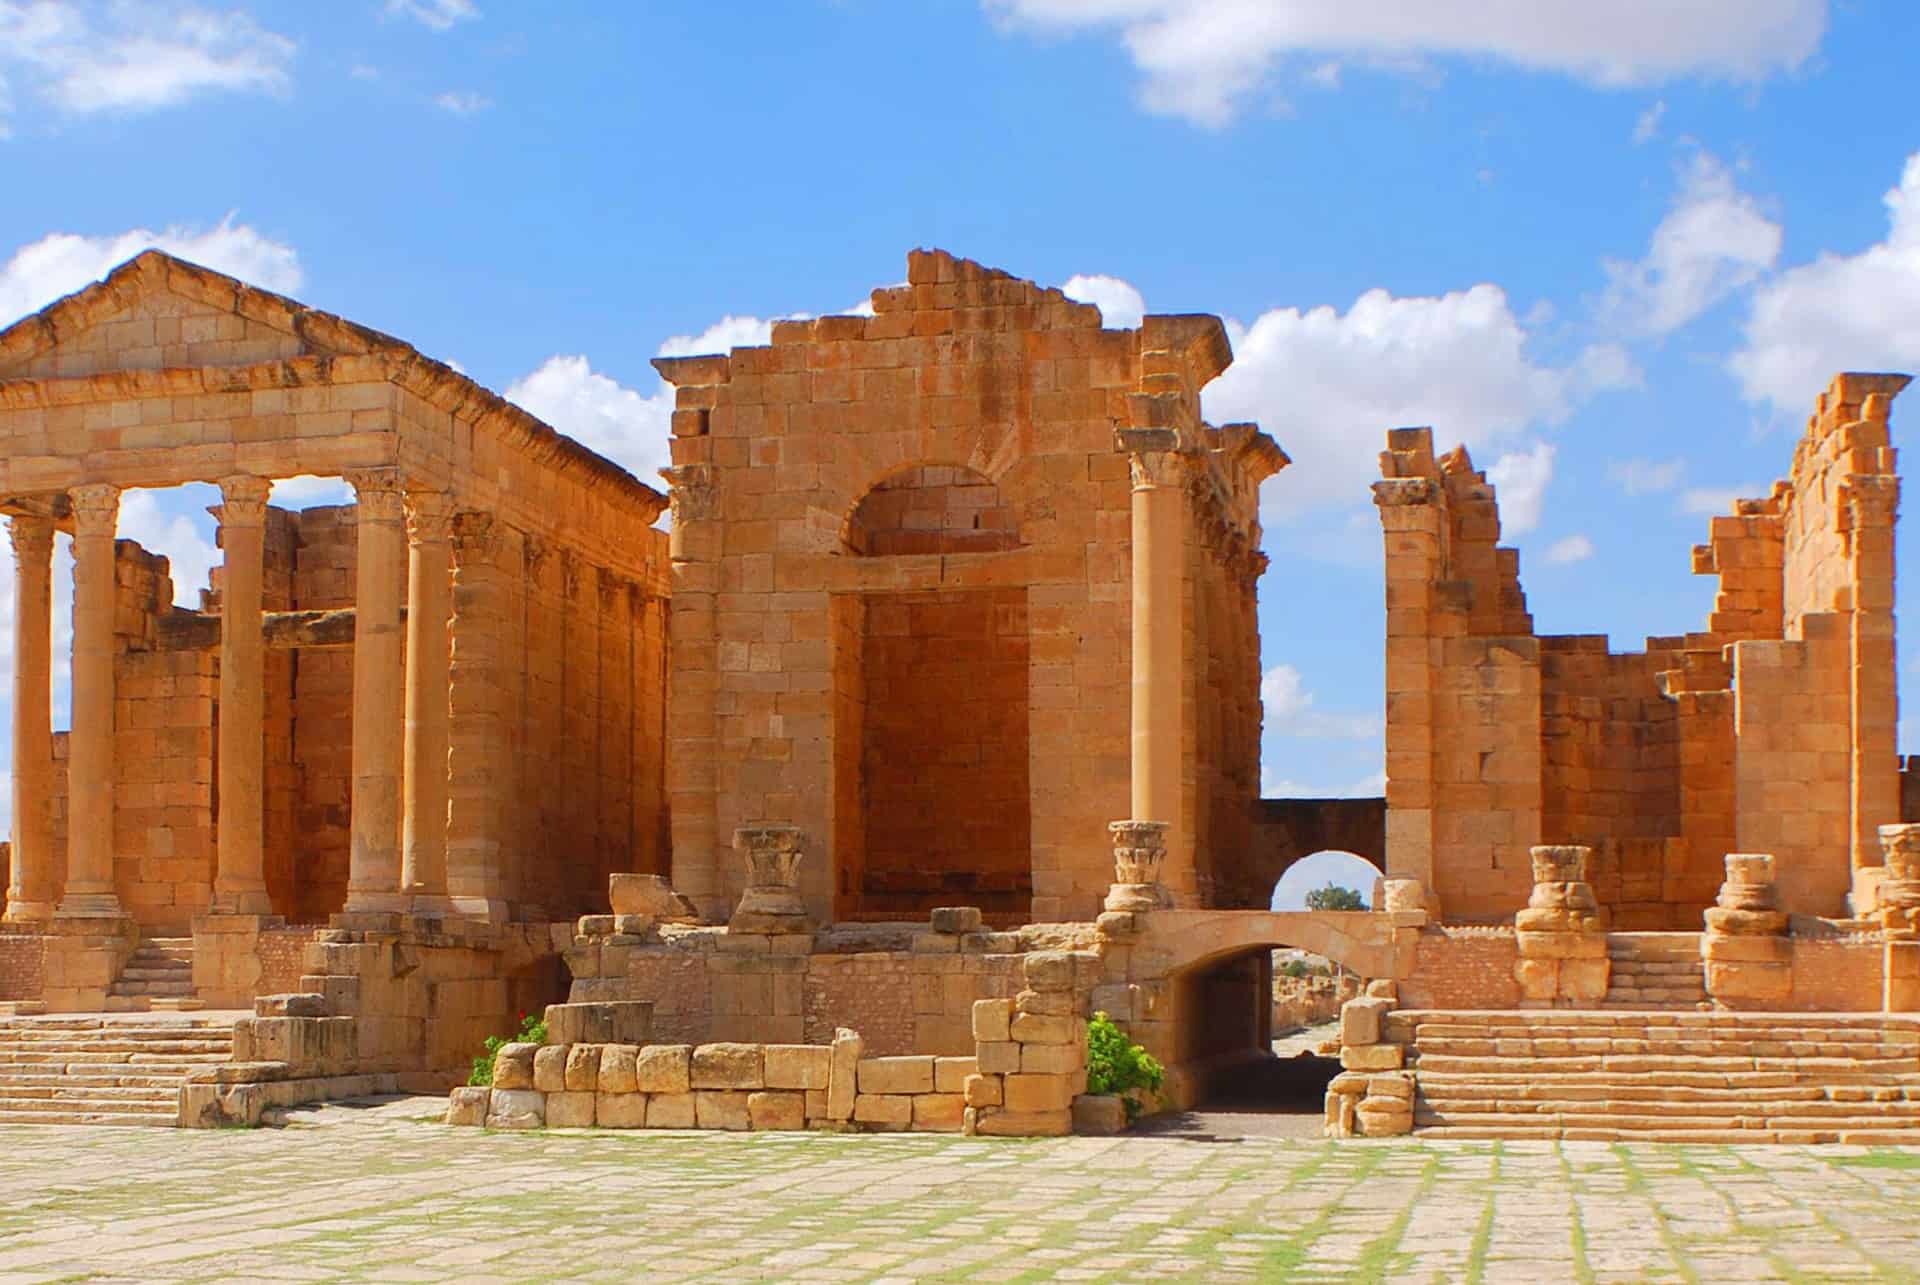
<box><xmin>0</xmin><ymin>250</ymin><xmax>406</xmax><ymax>381</ymax></box>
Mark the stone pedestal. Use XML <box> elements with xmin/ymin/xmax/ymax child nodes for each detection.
<box><xmin>1701</xmin><ymin>853</ymin><xmax>1791</xmax><ymax>1007</ymax></box>
<box><xmin>1103</xmin><ymin>820</ymin><xmax>1172</xmax><ymax>912</ymax></box>
<box><xmin>729</xmin><ymin>826</ymin><xmax>811</xmax><ymax>934</ymax></box>
<box><xmin>192</xmin><ymin>913</ymin><xmax>280</xmax><ymax>1009</ymax></box>
<box><xmin>1880</xmin><ymin>826</ymin><xmax>1920</xmax><ymax>1011</ymax></box>
<box><xmin>1513</xmin><ymin>845</ymin><xmax>1610</xmax><ymax>1005</ymax></box>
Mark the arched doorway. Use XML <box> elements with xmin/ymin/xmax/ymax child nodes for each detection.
<box><xmin>1271</xmin><ymin>850</ymin><xmax>1385</xmax><ymax>911</ymax></box>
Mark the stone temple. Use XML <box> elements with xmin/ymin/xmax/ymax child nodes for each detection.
<box><xmin>0</xmin><ymin>247</ymin><xmax>1917</xmax><ymax>1142</ymax></box>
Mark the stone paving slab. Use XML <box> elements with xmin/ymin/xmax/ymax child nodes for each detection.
<box><xmin>0</xmin><ymin>1096</ymin><xmax>1914</xmax><ymax>1281</ymax></box>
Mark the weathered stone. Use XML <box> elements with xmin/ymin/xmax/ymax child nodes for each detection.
<box><xmin>1071</xmin><ymin>1093</ymin><xmax>1127</xmax><ymax>1135</ymax></box>
<box><xmin>971</xmin><ymin>998</ymin><xmax>1013</xmax><ymax>1043</ymax></box>
<box><xmin>934</xmin><ymin>1056</ymin><xmax>977</xmax><ymax>1092</ymax></box>
<box><xmin>1010</xmin><ymin>1012</ymin><xmax>1076</xmax><ymax>1045</ymax></box>
<box><xmin>1004</xmin><ymin>1072</ymin><xmax>1074</xmax><ymax>1113</ymax></box>
<box><xmin>1019</xmin><ymin>1042</ymin><xmax>1084</xmax><ymax>1075</ymax></box>
<box><xmin>973</xmin><ymin>1108</ymin><xmax>1071</xmax><ymax>1137</ymax></box>
<box><xmin>748</xmin><ymin>1090</ymin><xmax>806</xmax><ymax>1130</ymax></box>
<box><xmin>545</xmin><ymin>1090</ymin><xmax>596</xmax><ymax>1128</ymax></box>
<box><xmin>485</xmin><ymin>1089</ymin><xmax>544</xmax><ymax>1130</ymax></box>
<box><xmin>976</xmin><ymin>1041</ymin><xmax>1020</xmax><ymax>1075</ymax></box>
<box><xmin>858</xmin><ymin>1056</ymin><xmax>933</xmax><ymax>1095</ymax></box>
<box><xmin>1340</xmin><ymin>1044</ymin><xmax>1404</xmax><ymax>1071</ymax></box>
<box><xmin>695</xmin><ymin>1090</ymin><xmax>752</xmax><ymax>1130</ymax></box>
<box><xmin>564</xmin><ymin>1044</ymin><xmax>600</xmax><ymax>1092</ymax></box>
<box><xmin>1340</xmin><ymin>996</ymin><xmax>1388</xmax><ymax>1046</ymax></box>
<box><xmin>633</xmin><ymin>1044</ymin><xmax>693</xmax><ymax>1095</ymax></box>
<box><xmin>929</xmin><ymin>906</ymin><xmax>983</xmax><ymax>935</ymax></box>
<box><xmin>491</xmin><ymin>1043</ymin><xmax>537</xmax><ymax>1090</ymax></box>
<box><xmin>1022</xmin><ymin>952</ymin><xmax>1075</xmax><ymax>992</ymax></box>
<box><xmin>763</xmin><ymin>1044</ymin><xmax>831</xmax><ymax>1091</ymax></box>
<box><xmin>963</xmin><ymin>1073</ymin><xmax>1003</xmax><ymax>1108</ymax></box>
<box><xmin>445</xmin><ymin>1086</ymin><xmax>489</xmax><ymax>1126</ymax></box>
<box><xmin>690</xmin><ymin>1043</ymin><xmax>764</xmax><ymax>1090</ymax></box>
<box><xmin>595</xmin><ymin>1091</ymin><xmax>648</xmax><ymax>1128</ymax></box>
<box><xmin>645</xmin><ymin>1092</ymin><xmax>697</xmax><ymax>1129</ymax></box>
<box><xmin>544</xmin><ymin>1002</ymin><xmax>654</xmax><ymax>1047</ymax></box>
<box><xmin>598</xmin><ymin>1044</ymin><xmax>640</xmax><ymax>1094</ymax></box>
<box><xmin>533</xmin><ymin>1045</ymin><xmax>570</xmax><ymax>1093</ymax></box>
<box><xmin>853</xmin><ymin>1094</ymin><xmax>914</xmax><ymax>1127</ymax></box>
<box><xmin>826</xmin><ymin>1028</ymin><xmax>862</xmax><ymax>1121</ymax></box>
<box><xmin>912</xmin><ymin>1093</ymin><xmax>966</xmax><ymax>1132</ymax></box>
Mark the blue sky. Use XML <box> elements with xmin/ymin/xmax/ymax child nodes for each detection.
<box><xmin>3</xmin><ymin>1</ymin><xmax>1919</xmax><ymax>906</ymax></box>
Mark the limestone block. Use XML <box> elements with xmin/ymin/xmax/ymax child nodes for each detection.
<box><xmin>1354</xmin><ymin>1097</ymin><xmax>1413</xmax><ymax>1137</ymax></box>
<box><xmin>1019</xmin><ymin>1042</ymin><xmax>1084</xmax><ymax>1075</ymax></box>
<box><xmin>974</xmin><ymin>1108</ymin><xmax>1071</xmax><ymax>1137</ymax></box>
<box><xmin>1707</xmin><ymin>961</ymin><xmax>1793</xmax><ymax>1002</ymax></box>
<box><xmin>609</xmin><ymin>873</ymin><xmax>686</xmax><ymax>917</ymax></box>
<box><xmin>1341</xmin><ymin>997</ymin><xmax>1388</xmax><ymax>1046</ymax></box>
<box><xmin>1559</xmin><ymin>957</ymin><xmax>1610</xmax><ymax>1001</ymax></box>
<box><xmin>1022</xmin><ymin>952</ymin><xmax>1075</xmax><ymax>992</ymax></box>
<box><xmin>1015</xmin><ymin>988</ymin><xmax>1075</xmax><ymax>1017</ymax></box>
<box><xmin>256</xmin><ymin>993</ymin><xmax>328</xmax><ymax>1017</ymax></box>
<box><xmin>964</xmin><ymin>1073</ymin><xmax>1003</xmax><ymax>1108</ymax></box>
<box><xmin>492</xmin><ymin>1043</ymin><xmax>537</xmax><ymax>1090</ymax></box>
<box><xmin>1513</xmin><ymin>929</ymin><xmax>1606</xmax><ymax>959</ymax></box>
<box><xmin>749</xmin><ymin>1091</ymin><xmax>807</xmax><ymax>1130</ymax></box>
<box><xmin>1327</xmin><ymin>1071</ymin><xmax>1370</xmax><ymax>1096</ymax></box>
<box><xmin>826</xmin><ymin>1028</ymin><xmax>863</xmax><ymax>1121</ymax></box>
<box><xmin>599</xmin><ymin>1044</ymin><xmax>640</xmax><ymax>1094</ymax></box>
<box><xmin>579</xmin><ymin>915</ymin><xmax>615</xmax><ymax>937</ymax></box>
<box><xmin>546</xmin><ymin>1091</ymin><xmax>596</xmax><ymax>1128</ymax></box>
<box><xmin>1704</xmin><ymin>907</ymin><xmax>1789</xmax><ymax>936</ymax></box>
<box><xmin>804</xmin><ymin>1089</ymin><xmax>828</xmax><ymax>1120</ymax></box>
<box><xmin>1011</xmin><ymin>1013</ymin><xmax>1076</xmax><ymax>1045</ymax></box>
<box><xmin>912</xmin><ymin>1094</ymin><xmax>966</xmax><ymax>1133</ymax></box>
<box><xmin>853</xmin><ymin>1093</ymin><xmax>913</xmax><ymax>1127</ymax></box>
<box><xmin>544</xmin><ymin>1001</ymin><xmax>654</xmax><ymax>1047</ymax></box>
<box><xmin>691</xmin><ymin>1043</ymin><xmax>764</xmax><ymax>1090</ymax></box>
<box><xmin>486</xmin><ymin>1089</ymin><xmax>545</xmax><ymax>1130</ymax></box>
<box><xmin>564</xmin><ymin>1045</ymin><xmax>601</xmax><ymax>1092</ymax></box>
<box><xmin>446</xmin><ymin>1086</ymin><xmax>489</xmax><ymax>1126</ymax></box>
<box><xmin>971</xmin><ymin>998</ymin><xmax>1013</xmax><ymax>1042</ymax></box>
<box><xmin>1702</xmin><ymin>934</ymin><xmax>1791</xmax><ymax>964</ymax></box>
<box><xmin>633</xmin><ymin>1044</ymin><xmax>692</xmax><ymax>1094</ymax></box>
<box><xmin>930</xmin><ymin>907</ymin><xmax>983</xmax><ymax>935</ymax></box>
<box><xmin>1513</xmin><ymin>958</ymin><xmax>1558</xmax><ymax>1002</ymax></box>
<box><xmin>934</xmin><ymin>1057</ymin><xmax>977</xmax><ymax>1092</ymax></box>
<box><xmin>695</xmin><ymin>1090</ymin><xmax>752</xmax><ymax>1130</ymax></box>
<box><xmin>1340</xmin><ymin>1044</ymin><xmax>1404</xmax><ymax>1071</ymax></box>
<box><xmin>1071</xmin><ymin>1094</ymin><xmax>1126</xmax><ymax>1136</ymax></box>
<box><xmin>1005</xmin><ymin>1073</ymin><xmax>1074</xmax><ymax>1113</ymax></box>
<box><xmin>764</xmin><ymin>1044</ymin><xmax>831</xmax><ymax>1090</ymax></box>
<box><xmin>859</xmin><ymin>1056</ymin><xmax>934</xmax><ymax>1095</ymax></box>
<box><xmin>1364</xmin><ymin>980</ymin><xmax>1398</xmax><ymax>1002</ymax></box>
<box><xmin>646</xmin><ymin>1092</ymin><xmax>697</xmax><ymax>1128</ymax></box>
<box><xmin>976</xmin><ymin>1041</ymin><xmax>1020</xmax><ymax>1074</ymax></box>
<box><xmin>533</xmin><ymin>1045</ymin><xmax>570</xmax><ymax>1093</ymax></box>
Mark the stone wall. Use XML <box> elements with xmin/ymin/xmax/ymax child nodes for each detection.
<box><xmin>0</xmin><ymin>929</ymin><xmax>46</xmax><ymax>1002</ymax></box>
<box><xmin>1397</xmin><ymin>927</ymin><xmax>1522</xmax><ymax>1010</ymax></box>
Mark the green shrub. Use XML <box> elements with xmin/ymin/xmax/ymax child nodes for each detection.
<box><xmin>1085</xmin><ymin>1011</ymin><xmax>1164</xmax><ymax>1122</ymax></box>
<box><xmin>468</xmin><ymin>1011</ymin><xmax>547</xmax><ymax>1087</ymax></box>
<box><xmin>1280</xmin><ymin>958</ymin><xmax>1309</xmax><ymax>979</ymax></box>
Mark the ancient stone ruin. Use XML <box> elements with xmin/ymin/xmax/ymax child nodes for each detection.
<box><xmin>0</xmin><ymin>247</ymin><xmax>1917</xmax><ymax>1141</ymax></box>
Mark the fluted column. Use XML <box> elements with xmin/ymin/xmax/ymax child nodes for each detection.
<box><xmin>401</xmin><ymin>488</ymin><xmax>453</xmax><ymax>915</ymax></box>
<box><xmin>343</xmin><ymin>469</ymin><xmax>407</xmax><ymax>915</ymax></box>
<box><xmin>211</xmin><ymin>476</ymin><xmax>274</xmax><ymax>914</ymax></box>
<box><xmin>5</xmin><ymin>513</ymin><xmax>56</xmax><ymax>921</ymax></box>
<box><xmin>58</xmin><ymin>484</ymin><xmax>124</xmax><ymax>918</ymax></box>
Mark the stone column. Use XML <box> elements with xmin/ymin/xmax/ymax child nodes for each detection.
<box><xmin>4</xmin><ymin>513</ymin><xmax>56</xmax><ymax>921</ymax></box>
<box><xmin>401</xmin><ymin>489</ymin><xmax>454</xmax><ymax>915</ymax></box>
<box><xmin>1104</xmin><ymin>820</ymin><xmax>1170</xmax><ymax>912</ymax></box>
<box><xmin>1879</xmin><ymin>825</ymin><xmax>1920</xmax><ymax>1011</ymax></box>
<box><xmin>58</xmin><ymin>483</ymin><xmax>125</xmax><ymax>918</ymax></box>
<box><xmin>1372</xmin><ymin>464</ymin><xmax>1443</xmax><ymax>903</ymax></box>
<box><xmin>729</xmin><ymin>825</ymin><xmax>810</xmax><ymax>935</ymax></box>
<box><xmin>1117</xmin><ymin>429</ymin><xmax>1184</xmax><ymax>829</ymax></box>
<box><xmin>343</xmin><ymin>469</ymin><xmax>407</xmax><ymax>916</ymax></box>
<box><xmin>446</xmin><ymin>511</ymin><xmax>507</xmax><ymax>921</ymax></box>
<box><xmin>1512</xmin><ymin>844</ymin><xmax>1609</xmax><ymax>1005</ymax></box>
<box><xmin>661</xmin><ymin>464</ymin><xmax>723</xmax><ymax>919</ymax></box>
<box><xmin>211</xmin><ymin>475</ymin><xmax>274</xmax><ymax>915</ymax></box>
<box><xmin>1701</xmin><ymin>852</ymin><xmax>1790</xmax><ymax>1008</ymax></box>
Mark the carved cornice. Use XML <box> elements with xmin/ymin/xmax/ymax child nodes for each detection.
<box><xmin>1372</xmin><ymin>478</ymin><xmax>1437</xmax><ymax>508</ymax></box>
<box><xmin>660</xmin><ymin>464</ymin><xmax>718</xmax><ymax>522</ymax></box>
<box><xmin>68</xmin><ymin>483</ymin><xmax>120</xmax><ymax>537</ymax></box>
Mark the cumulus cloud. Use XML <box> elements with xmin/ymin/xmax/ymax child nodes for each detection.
<box><xmin>1732</xmin><ymin>150</ymin><xmax>1920</xmax><ymax>414</ymax></box>
<box><xmin>1203</xmin><ymin>283</ymin><xmax>1634</xmax><ymax>518</ymax></box>
<box><xmin>0</xmin><ymin>2</ymin><xmax>295</xmax><ymax>122</ymax></box>
<box><xmin>981</xmin><ymin>0</ymin><xmax>1826</xmax><ymax>127</ymax></box>
<box><xmin>1485</xmin><ymin>442</ymin><xmax>1554</xmax><ymax>535</ymax></box>
<box><xmin>1608</xmin><ymin>456</ymin><xmax>1685</xmax><ymax>495</ymax></box>
<box><xmin>1261</xmin><ymin>663</ymin><xmax>1382</xmax><ymax>740</ymax></box>
<box><xmin>1600</xmin><ymin>151</ymin><xmax>1781</xmax><ymax>338</ymax></box>
<box><xmin>1061</xmin><ymin>273</ymin><xmax>1146</xmax><ymax>329</ymax></box>
<box><xmin>386</xmin><ymin>0</ymin><xmax>478</xmax><ymax>31</ymax></box>
<box><xmin>432</xmin><ymin>90</ymin><xmax>490</xmax><ymax>115</ymax></box>
<box><xmin>505</xmin><ymin>356</ymin><xmax>674</xmax><ymax>489</ymax></box>
<box><xmin>119</xmin><ymin>487</ymin><xmax>219</xmax><ymax>607</ymax></box>
<box><xmin>268</xmin><ymin>475</ymin><xmax>354</xmax><ymax>509</ymax></box>
<box><xmin>1543</xmin><ymin>533</ymin><xmax>1595</xmax><ymax>565</ymax></box>
<box><xmin>0</xmin><ymin>216</ymin><xmax>302</xmax><ymax>327</ymax></box>
<box><xmin>1261</xmin><ymin>763</ymin><xmax>1387</xmax><ymax>800</ymax></box>
<box><xmin>657</xmin><ymin>314</ymin><xmax>783</xmax><ymax>358</ymax></box>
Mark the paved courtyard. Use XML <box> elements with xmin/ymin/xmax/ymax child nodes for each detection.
<box><xmin>0</xmin><ymin>1098</ymin><xmax>1916</xmax><ymax>1283</ymax></box>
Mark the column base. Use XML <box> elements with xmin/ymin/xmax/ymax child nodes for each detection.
<box><xmin>343</xmin><ymin>889</ymin><xmax>410</xmax><ymax>915</ymax></box>
<box><xmin>447</xmin><ymin>896</ymin><xmax>510</xmax><ymax>924</ymax></box>
<box><xmin>405</xmin><ymin>891</ymin><xmax>455</xmax><ymax>918</ymax></box>
<box><xmin>1</xmin><ymin>900</ymin><xmax>55</xmax><ymax>924</ymax></box>
<box><xmin>1104</xmin><ymin>882</ymin><xmax>1172</xmax><ymax>913</ymax></box>
<box><xmin>209</xmin><ymin>885</ymin><xmax>275</xmax><ymax>916</ymax></box>
<box><xmin>54</xmin><ymin>889</ymin><xmax>126</xmax><ymax>919</ymax></box>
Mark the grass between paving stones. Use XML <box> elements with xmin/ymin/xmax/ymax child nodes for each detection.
<box><xmin>1347</xmin><ymin>1148</ymin><xmax>1438</xmax><ymax>1281</ymax></box>
<box><xmin>1611</xmin><ymin>1144</ymin><xmax>1701</xmax><ymax>1285</ymax></box>
<box><xmin>1828</xmin><ymin>1149</ymin><xmax>1920</xmax><ymax>1169</ymax></box>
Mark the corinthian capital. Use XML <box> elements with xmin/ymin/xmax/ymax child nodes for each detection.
<box><xmin>216</xmin><ymin>475</ymin><xmax>273</xmax><ymax>526</ymax></box>
<box><xmin>344</xmin><ymin>468</ymin><xmax>405</xmax><ymax>522</ymax></box>
<box><xmin>68</xmin><ymin>484</ymin><xmax>120</xmax><ymax>536</ymax></box>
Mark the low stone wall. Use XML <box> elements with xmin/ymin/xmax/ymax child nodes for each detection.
<box><xmin>1396</xmin><ymin>927</ymin><xmax>1521</xmax><ymax>1010</ymax></box>
<box><xmin>0</xmin><ymin>929</ymin><xmax>47</xmax><ymax>1003</ymax></box>
<box><xmin>1788</xmin><ymin>933</ymin><xmax>1884</xmax><ymax>1010</ymax></box>
<box><xmin>1271</xmin><ymin>972</ymin><xmax>1356</xmax><ymax>1031</ymax></box>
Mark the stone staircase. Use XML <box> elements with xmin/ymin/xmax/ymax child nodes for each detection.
<box><xmin>0</xmin><ymin>1014</ymin><xmax>236</xmax><ymax>1126</ymax></box>
<box><xmin>1603</xmin><ymin>933</ymin><xmax>1708</xmax><ymax>1010</ymax></box>
<box><xmin>1406</xmin><ymin>1010</ymin><xmax>1920</xmax><ymax>1143</ymax></box>
<box><xmin>106</xmin><ymin>938</ymin><xmax>202</xmax><ymax>1011</ymax></box>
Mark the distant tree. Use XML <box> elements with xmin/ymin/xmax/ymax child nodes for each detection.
<box><xmin>1304</xmin><ymin>883</ymin><xmax>1366</xmax><ymax>912</ymax></box>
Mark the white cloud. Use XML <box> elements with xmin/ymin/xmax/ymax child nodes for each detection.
<box><xmin>1681</xmin><ymin>484</ymin><xmax>1763</xmax><ymax>516</ymax></box>
<box><xmin>118</xmin><ymin>488</ymin><xmax>218</xmax><ymax>608</ymax></box>
<box><xmin>1261</xmin><ymin>662</ymin><xmax>1382</xmax><ymax>740</ymax></box>
<box><xmin>1731</xmin><ymin>150</ymin><xmax>1920</xmax><ymax>413</ymax></box>
<box><xmin>268</xmin><ymin>475</ymin><xmax>353</xmax><ymax>509</ymax></box>
<box><xmin>1600</xmin><ymin>151</ymin><xmax>1781</xmax><ymax>337</ymax></box>
<box><xmin>0</xmin><ymin>2</ymin><xmax>295</xmax><ymax>121</ymax></box>
<box><xmin>1608</xmin><ymin>456</ymin><xmax>1685</xmax><ymax>495</ymax></box>
<box><xmin>1543</xmin><ymin>533</ymin><xmax>1595</xmax><ymax>565</ymax></box>
<box><xmin>1203</xmin><ymin>282</ymin><xmax>1634</xmax><ymax>519</ymax></box>
<box><xmin>386</xmin><ymin>0</ymin><xmax>478</xmax><ymax>31</ymax></box>
<box><xmin>1631</xmin><ymin>99</ymin><xmax>1665</xmax><ymax>145</ymax></box>
<box><xmin>1485</xmin><ymin>442</ymin><xmax>1553</xmax><ymax>535</ymax></box>
<box><xmin>1261</xmin><ymin>764</ymin><xmax>1387</xmax><ymax>799</ymax></box>
<box><xmin>432</xmin><ymin>89</ymin><xmax>490</xmax><ymax>115</ymax></box>
<box><xmin>982</xmin><ymin>0</ymin><xmax>1826</xmax><ymax>127</ymax></box>
<box><xmin>0</xmin><ymin>216</ymin><xmax>302</xmax><ymax>327</ymax></box>
<box><xmin>1060</xmin><ymin>273</ymin><xmax>1146</xmax><ymax>329</ymax></box>
<box><xmin>657</xmin><ymin>314</ymin><xmax>783</xmax><ymax>358</ymax></box>
<box><xmin>505</xmin><ymin>355</ymin><xmax>673</xmax><ymax>489</ymax></box>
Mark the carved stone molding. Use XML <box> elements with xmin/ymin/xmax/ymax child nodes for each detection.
<box><xmin>343</xmin><ymin>468</ymin><xmax>405</xmax><ymax>522</ymax></box>
<box><xmin>215</xmin><ymin>475</ymin><xmax>273</xmax><ymax>527</ymax></box>
<box><xmin>450</xmin><ymin>511</ymin><xmax>497</xmax><ymax>561</ymax></box>
<box><xmin>7</xmin><ymin>513</ymin><xmax>54</xmax><ymax>567</ymax></box>
<box><xmin>404</xmin><ymin>489</ymin><xmax>456</xmax><ymax>544</ymax></box>
<box><xmin>661</xmin><ymin>464</ymin><xmax>718</xmax><ymax>522</ymax></box>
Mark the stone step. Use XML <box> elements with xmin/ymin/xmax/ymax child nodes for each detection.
<box><xmin>1417</xmin><ymin>1069</ymin><xmax>1920</xmax><ymax>1090</ymax></box>
<box><xmin>0</xmin><ymin>1028</ymin><xmax>232</xmax><ymax>1044</ymax></box>
<box><xmin>0</xmin><ymin>1069</ymin><xmax>204</xmax><ymax>1089</ymax></box>
<box><xmin>1415</xmin><ymin>1053</ymin><xmax>1919</xmax><ymax>1076</ymax></box>
<box><xmin>0</xmin><ymin>1108</ymin><xmax>177</xmax><ymax>1127</ymax></box>
<box><xmin>0</xmin><ymin>1084</ymin><xmax>179</xmax><ymax>1104</ymax></box>
<box><xmin>1412</xmin><ymin>1118</ymin><xmax>1920</xmax><ymax>1144</ymax></box>
<box><xmin>1403</xmin><ymin>1019</ymin><xmax>1919</xmax><ymax>1042</ymax></box>
<box><xmin>118</xmin><ymin>963</ymin><xmax>192</xmax><ymax>978</ymax></box>
<box><xmin>0</xmin><ymin>1039</ymin><xmax>232</xmax><ymax>1055</ymax></box>
<box><xmin>1418</xmin><ymin>1081</ymin><xmax>1920</xmax><ymax>1105</ymax></box>
<box><xmin>1418</xmin><ymin>1091</ymin><xmax>1920</xmax><ymax>1116</ymax></box>
<box><xmin>0</xmin><ymin>1053</ymin><xmax>231</xmax><ymax>1070</ymax></box>
<box><xmin>1412</xmin><ymin>1037</ymin><xmax>1917</xmax><ymax>1060</ymax></box>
